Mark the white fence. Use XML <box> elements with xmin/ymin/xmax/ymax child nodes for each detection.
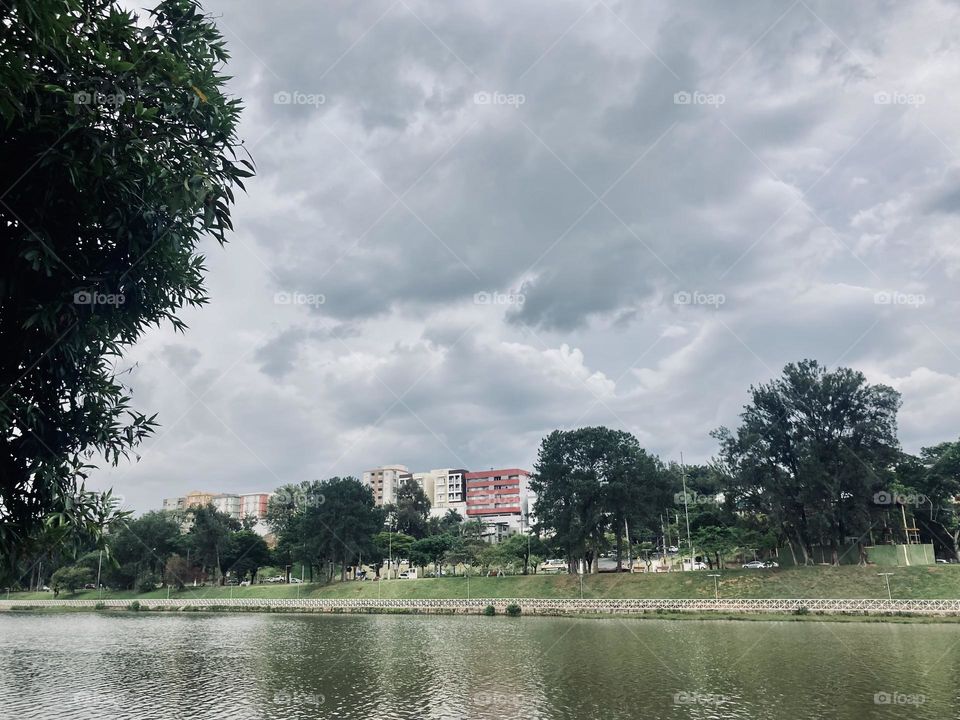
<box><xmin>2</xmin><ymin>597</ymin><xmax>959</xmax><ymax>615</ymax></box>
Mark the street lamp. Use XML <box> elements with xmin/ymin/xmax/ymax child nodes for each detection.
<box><xmin>708</xmin><ymin>574</ymin><xmax>720</xmax><ymax>600</ymax></box>
<box><xmin>878</xmin><ymin>572</ymin><xmax>894</xmax><ymax>601</ymax></box>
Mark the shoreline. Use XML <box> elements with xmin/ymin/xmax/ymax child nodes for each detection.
<box><xmin>4</xmin><ymin>597</ymin><xmax>960</xmax><ymax>623</ymax></box>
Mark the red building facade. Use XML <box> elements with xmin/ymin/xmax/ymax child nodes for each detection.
<box><xmin>464</xmin><ymin>469</ymin><xmax>530</xmax><ymax>517</ymax></box>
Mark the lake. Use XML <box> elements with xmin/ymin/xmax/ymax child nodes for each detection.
<box><xmin>0</xmin><ymin>612</ymin><xmax>957</xmax><ymax>719</ymax></box>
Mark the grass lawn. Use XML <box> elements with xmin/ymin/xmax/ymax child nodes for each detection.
<box><xmin>8</xmin><ymin>564</ymin><xmax>960</xmax><ymax>602</ymax></box>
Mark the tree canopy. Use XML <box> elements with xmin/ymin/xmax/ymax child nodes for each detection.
<box><xmin>0</xmin><ymin>0</ymin><xmax>251</xmax><ymax>582</ymax></box>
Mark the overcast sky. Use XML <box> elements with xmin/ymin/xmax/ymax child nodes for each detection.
<box><xmin>99</xmin><ymin>0</ymin><xmax>960</xmax><ymax>512</ymax></box>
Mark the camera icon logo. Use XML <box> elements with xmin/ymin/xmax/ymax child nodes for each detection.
<box><xmin>274</xmin><ymin>91</ymin><xmax>292</xmax><ymax>105</ymax></box>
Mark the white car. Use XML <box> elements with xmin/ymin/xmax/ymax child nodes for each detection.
<box><xmin>742</xmin><ymin>560</ymin><xmax>766</xmax><ymax>569</ymax></box>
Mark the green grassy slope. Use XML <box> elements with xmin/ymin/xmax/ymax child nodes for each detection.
<box><xmin>9</xmin><ymin>564</ymin><xmax>960</xmax><ymax>602</ymax></box>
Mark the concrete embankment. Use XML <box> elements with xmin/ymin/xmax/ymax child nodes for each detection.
<box><xmin>3</xmin><ymin>597</ymin><xmax>960</xmax><ymax>616</ymax></box>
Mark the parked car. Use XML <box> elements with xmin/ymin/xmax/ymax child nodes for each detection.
<box><xmin>667</xmin><ymin>546</ymin><xmax>679</xmax><ymax>554</ymax></box>
<box><xmin>225</xmin><ymin>578</ymin><xmax>240</xmax><ymax>586</ymax></box>
<box><xmin>540</xmin><ymin>559</ymin><xmax>568</xmax><ymax>573</ymax></box>
<box><xmin>398</xmin><ymin>571</ymin><xmax>412</xmax><ymax>579</ymax></box>
<box><xmin>264</xmin><ymin>576</ymin><xmax>285</xmax><ymax>584</ymax></box>
<box><xmin>763</xmin><ymin>560</ymin><xmax>779</xmax><ymax>569</ymax></box>
<box><xmin>239</xmin><ymin>580</ymin><xmax>251</xmax><ymax>587</ymax></box>
<box><xmin>289</xmin><ymin>577</ymin><xmax>302</xmax><ymax>584</ymax></box>
<box><xmin>683</xmin><ymin>561</ymin><xmax>708</xmax><ymax>571</ymax></box>
<box><xmin>83</xmin><ymin>583</ymin><xmax>96</xmax><ymax>589</ymax></box>
<box><xmin>742</xmin><ymin>560</ymin><xmax>767</xmax><ymax>569</ymax></box>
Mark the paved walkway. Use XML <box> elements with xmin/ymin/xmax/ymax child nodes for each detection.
<box><xmin>2</xmin><ymin>597</ymin><xmax>959</xmax><ymax>615</ymax></box>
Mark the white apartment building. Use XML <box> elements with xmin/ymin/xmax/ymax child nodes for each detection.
<box><xmin>431</xmin><ymin>468</ymin><xmax>468</xmax><ymax>516</ymax></box>
<box><xmin>211</xmin><ymin>493</ymin><xmax>241</xmax><ymax>519</ymax></box>
<box><xmin>362</xmin><ymin>465</ymin><xmax>412</xmax><ymax>507</ymax></box>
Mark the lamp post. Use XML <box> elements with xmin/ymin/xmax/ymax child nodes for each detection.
<box><xmin>708</xmin><ymin>573</ymin><xmax>720</xmax><ymax>600</ymax></box>
<box><xmin>878</xmin><ymin>572</ymin><xmax>894</xmax><ymax>601</ymax></box>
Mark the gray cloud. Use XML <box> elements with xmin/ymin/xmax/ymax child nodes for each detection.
<box><xmin>96</xmin><ymin>0</ymin><xmax>960</xmax><ymax>512</ymax></box>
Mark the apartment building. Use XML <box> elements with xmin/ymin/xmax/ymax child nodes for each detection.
<box><xmin>362</xmin><ymin>465</ymin><xmax>412</xmax><ymax>507</ymax></box>
<box><xmin>162</xmin><ymin>496</ymin><xmax>185</xmax><ymax>512</ymax></box>
<box><xmin>240</xmin><ymin>492</ymin><xmax>271</xmax><ymax>521</ymax></box>
<box><xmin>465</xmin><ymin>469</ymin><xmax>534</xmax><ymax>542</ymax></box>
<box><xmin>432</xmin><ymin>468</ymin><xmax>469</xmax><ymax>515</ymax></box>
<box><xmin>212</xmin><ymin>493</ymin><xmax>241</xmax><ymax>518</ymax></box>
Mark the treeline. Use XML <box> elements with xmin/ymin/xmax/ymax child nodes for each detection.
<box><xmin>534</xmin><ymin>360</ymin><xmax>960</xmax><ymax>571</ymax></box>
<box><xmin>11</xmin><ymin>359</ymin><xmax>960</xmax><ymax>592</ymax></box>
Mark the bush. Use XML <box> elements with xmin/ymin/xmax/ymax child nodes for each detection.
<box><xmin>127</xmin><ymin>601</ymin><xmax>141</xmax><ymax>612</ymax></box>
<box><xmin>505</xmin><ymin>603</ymin><xmax>521</xmax><ymax>617</ymax></box>
<box><xmin>794</xmin><ymin>606</ymin><xmax>809</xmax><ymax>616</ymax></box>
<box><xmin>483</xmin><ymin>605</ymin><xmax>496</xmax><ymax>616</ymax></box>
<box><xmin>136</xmin><ymin>575</ymin><xmax>159</xmax><ymax>594</ymax></box>
<box><xmin>94</xmin><ymin>602</ymin><xmax>106</xmax><ymax>610</ymax></box>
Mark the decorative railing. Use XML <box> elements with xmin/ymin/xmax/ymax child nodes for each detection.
<box><xmin>2</xmin><ymin>597</ymin><xmax>959</xmax><ymax>614</ymax></box>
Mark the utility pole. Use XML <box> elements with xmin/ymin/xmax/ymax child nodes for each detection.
<box><xmin>624</xmin><ymin>518</ymin><xmax>632</xmax><ymax>572</ymax></box>
<box><xmin>680</xmin><ymin>453</ymin><xmax>694</xmax><ymax>571</ymax></box>
<box><xmin>878</xmin><ymin>572</ymin><xmax>894</xmax><ymax>601</ymax></box>
<box><xmin>96</xmin><ymin>550</ymin><xmax>103</xmax><ymax>599</ymax></box>
<box><xmin>708</xmin><ymin>573</ymin><xmax>720</xmax><ymax>600</ymax></box>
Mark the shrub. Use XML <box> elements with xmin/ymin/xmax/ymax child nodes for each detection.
<box><xmin>505</xmin><ymin>603</ymin><xmax>521</xmax><ymax>617</ymax></box>
<box><xmin>127</xmin><ymin>601</ymin><xmax>141</xmax><ymax>612</ymax></box>
<box><xmin>136</xmin><ymin>575</ymin><xmax>159</xmax><ymax>594</ymax></box>
<box><xmin>94</xmin><ymin>601</ymin><xmax>106</xmax><ymax>610</ymax></box>
<box><xmin>794</xmin><ymin>606</ymin><xmax>809</xmax><ymax>616</ymax></box>
<box><xmin>483</xmin><ymin>605</ymin><xmax>496</xmax><ymax>616</ymax></box>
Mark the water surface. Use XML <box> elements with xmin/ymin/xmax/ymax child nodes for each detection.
<box><xmin>0</xmin><ymin>612</ymin><xmax>957</xmax><ymax>719</ymax></box>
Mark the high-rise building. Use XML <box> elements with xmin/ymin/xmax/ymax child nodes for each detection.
<box><xmin>362</xmin><ymin>465</ymin><xmax>411</xmax><ymax>506</ymax></box>
<box><xmin>465</xmin><ymin>469</ymin><xmax>534</xmax><ymax>542</ymax></box>
<box><xmin>240</xmin><ymin>492</ymin><xmax>271</xmax><ymax>521</ymax></box>
<box><xmin>184</xmin><ymin>490</ymin><xmax>216</xmax><ymax>508</ymax></box>
<box><xmin>211</xmin><ymin>493</ymin><xmax>241</xmax><ymax>519</ymax></box>
<box><xmin>431</xmin><ymin>468</ymin><xmax>469</xmax><ymax>515</ymax></box>
<box><xmin>162</xmin><ymin>496</ymin><xmax>185</xmax><ymax>512</ymax></box>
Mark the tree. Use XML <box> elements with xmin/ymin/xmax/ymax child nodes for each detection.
<box><xmin>374</xmin><ymin>531</ymin><xmax>414</xmax><ymax>579</ymax></box>
<box><xmin>896</xmin><ymin>441</ymin><xmax>960</xmax><ymax>559</ymax></box>
<box><xmin>51</xmin><ymin>564</ymin><xmax>93</xmax><ymax>594</ymax></box>
<box><xmin>0</xmin><ymin>0</ymin><xmax>252</xmax><ymax>583</ymax></box>
<box><xmin>163</xmin><ymin>554</ymin><xmax>194</xmax><ymax>590</ymax></box>
<box><xmin>715</xmin><ymin>360</ymin><xmax>901</xmax><ymax>565</ymax></box>
<box><xmin>531</xmin><ymin>427</ymin><xmax>670</xmax><ymax>573</ymax></box>
<box><xmin>222</xmin><ymin>530</ymin><xmax>270</xmax><ymax>583</ymax></box>
<box><xmin>187</xmin><ymin>505</ymin><xmax>240</xmax><ymax>584</ymax></box>
<box><xmin>409</xmin><ymin>534</ymin><xmax>453</xmax><ymax>575</ymax></box>
<box><xmin>290</xmin><ymin>477</ymin><xmax>382</xmax><ymax>582</ymax></box>
<box><xmin>387</xmin><ymin>478</ymin><xmax>431</xmax><ymax>539</ymax></box>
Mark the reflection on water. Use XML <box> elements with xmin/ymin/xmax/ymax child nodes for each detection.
<box><xmin>1</xmin><ymin>612</ymin><xmax>958</xmax><ymax>719</ymax></box>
